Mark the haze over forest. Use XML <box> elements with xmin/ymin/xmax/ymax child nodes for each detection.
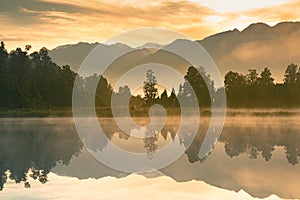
<box><xmin>49</xmin><ymin>21</ymin><xmax>300</xmax><ymax>83</ymax></box>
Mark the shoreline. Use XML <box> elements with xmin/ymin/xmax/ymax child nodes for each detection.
<box><xmin>1</xmin><ymin>107</ymin><xmax>300</xmax><ymax>118</ymax></box>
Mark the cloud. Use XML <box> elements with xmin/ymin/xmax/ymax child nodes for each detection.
<box><xmin>0</xmin><ymin>0</ymin><xmax>107</xmax><ymax>25</ymax></box>
<box><xmin>195</xmin><ymin>0</ymin><xmax>292</xmax><ymax>13</ymax></box>
<box><xmin>213</xmin><ymin>0</ymin><xmax>300</xmax><ymax>31</ymax></box>
<box><xmin>244</xmin><ymin>0</ymin><xmax>300</xmax><ymax>22</ymax></box>
<box><xmin>0</xmin><ymin>0</ymin><xmax>299</xmax><ymax>51</ymax></box>
<box><xmin>0</xmin><ymin>0</ymin><xmax>216</xmax><ymax>50</ymax></box>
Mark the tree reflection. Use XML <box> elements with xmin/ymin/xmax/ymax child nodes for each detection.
<box><xmin>143</xmin><ymin>130</ymin><xmax>158</xmax><ymax>159</ymax></box>
<box><xmin>1</xmin><ymin>117</ymin><xmax>300</xmax><ymax>191</ymax></box>
<box><xmin>220</xmin><ymin>123</ymin><xmax>300</xmax><ymax>165</ymax></box>
<box><xmin>99</xmin><ymin>118</ymin><xmax>300</xmax><ymax>166</ymax></box>
<box><xmin>0</xmin><ymin>119</ymin><xmax>83</xmax><ymax>190</ymax></box>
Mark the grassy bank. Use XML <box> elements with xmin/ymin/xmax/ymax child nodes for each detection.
<box><xmin>0</xmin><ymin>108</ymin><xmax>73</xmax><ymax>117</ymax></box>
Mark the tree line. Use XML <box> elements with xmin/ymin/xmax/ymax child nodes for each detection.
<box><xmin>0</xmin><ymin>42</ymin><xmax>300</xmax><ymax>110</ymax></box>
<box><xmin>224</xmin><ymin>65</ymin><xmax>300</xmax><ymax>107</ymax></box>
<box><xmin>0</xmin><ymin>42</ymin><xmax>76</xmax><ymax>108</ymax></box>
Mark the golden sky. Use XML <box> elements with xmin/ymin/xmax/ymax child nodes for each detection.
<box><xmin>1</xmin><ymin>0</ymin><xmax>300</xmax><ymax>51</ymax></box>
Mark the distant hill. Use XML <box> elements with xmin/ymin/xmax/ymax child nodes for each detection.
<box><xmin>49</xmin><ymin>42</ymin><xmax>132</xmax><ymax>73</ymax></box>
<box><xmin>198</xmin><ymin>21</ymin><xmax>300</xmax><ymax>82</ymax></box>
<box><xmin>49</xmin><ymin>42</ymin><xmax>99</xmax><ymax>71</ymax></box>
<box><xmin>49</xmin><ymin>22</ymin><xmax>300</xmax><ymax>83</ymax></box>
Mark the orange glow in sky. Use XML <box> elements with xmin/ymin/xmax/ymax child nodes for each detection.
<box><xmin>0</xmin><ymin>0</ymin><xmax>299</xmax><ymax>50</ymax></box>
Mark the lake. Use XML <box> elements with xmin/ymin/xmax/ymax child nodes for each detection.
<box><xmin>0</xmin><ymin>114</ymin><xmax>299</xmax><ymax>199</ymax></box>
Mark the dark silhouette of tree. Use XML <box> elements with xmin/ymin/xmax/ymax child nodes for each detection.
<box><xmin>296</xmin><ymin>67</ymin><xmax>300</xmax><ymax>86</ymax></box>
<box><xmin>129</xmin><ymin>95</ymin><xmax>144</xmax><ymax>111</ymax></box>
<box><xmin>247</xmin><ymin>69</ymin><xmax>259</xmax><ymax>86</ymax></box>
<box><xmin>0</xmin><ymin>42</ymin><xmax>9</xmax><ymax>108</ymax></box>
<box><xmin>284</xmin><ymin>63</ymin><xmax>298</xmax><ymax>84</ymax></box>
<box><xmin>177</xmin><ymin>82</ymin><xmax>194</xmax><ymax>105</ymax></box>
<box><xmin>185</xmin><ymin>66</ymin><xmax>212</xmax><ymax>107</ymax></box>
<box><xmin>95</xmin><ymin>75</ymin><xmax>113</xmax><ymax>107</ymax></box>
<box><xmin>160</xmin><ymin>89</ymin><xmax>168</xmax><ymax>107</ymax></box>
<box><xmin>224</xmin><ymin>71</ymin><xmax>246</xmax><ymax>90</ymax></box>
<box><xmin>224</xmin><ymin>71</ymin><xmax>247</xmax><ymax>107</ymax></box>
<box><xmin>178</xmin><ymin>66</ymin><xmax>213</xmax><ymax>107</ymax></box>
<box><xmin>30</xmin><ymin>48</ymin><xmax>76</xmax><ymax>107</ymax></box>
<box><xmin>256</xmin><ymin>67</ymin><xmax>274</xmax><ymax>107</ymax></box>
<box><xmin>143</xmin><ymin>69</ymin><xmax>158</xmax><ymax>106</ymax></box>
<box><xmin>0</xmin><ymin>43</ymin><xmax>78</xmax><ymax>109</ymax></box>
<box><xmin>118</xmin><ymin>85</ymin><xmax>131</xmax><ymax>97</ymax></box>
<box><xmin>296</xmin><ymin>73</ymin><xmax>300</xmax><ymax>86</ymax></box>
<box><xmin>111</xmin><ymin>85</ymin><xmax>133</xmax><ymax>116</ymax></box>
<box><xmin>225</xmin><ymin>65</ymin><xmax>296</xmax><ymax>108</ymax></box>
<box><xmin>25</xmin><ymin>45</ymin><xmax>31</xmax><ymax>52</ymax></box>
<box><xmin>1</xmin><ymin>41</ymin><xmax>300</xmax><ymax>111</ymax></box>
<box><xmin>168</xmin><ymin>88</ymin><xmax>179</xmax><ymax>107</ymax></box>
<box><xmin>258</xmin><ymin>67</ymin><xmax>274</xmax><ymax>86</ymax></box>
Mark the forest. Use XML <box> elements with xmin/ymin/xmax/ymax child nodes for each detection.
<box><xmin>0</xmin><ymin>42</ymin><xmax>300</xmax><ymax>113</ymax></box>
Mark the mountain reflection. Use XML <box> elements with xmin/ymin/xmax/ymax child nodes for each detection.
<box><xmin>0</xmin><ymin>116</ymin><xmax>300</xmax><ymax>192</ymax></box>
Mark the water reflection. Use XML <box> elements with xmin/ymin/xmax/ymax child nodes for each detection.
<box><xmin>220</xmin><ymin>117</ymin><xmax>300</xmax><ymax>165</ymax></box>
<box><xmin>0</xmin><ymin>116</ymin><xmax>300</xmax><ymax>198</ymax></box>
<box><xmin>0</xmin><ymin>118</ymin><xmax>83</xmax><ymax>190</ymax></box>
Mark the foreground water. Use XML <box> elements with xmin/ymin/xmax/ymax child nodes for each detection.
<box><xmin>0</xmin><ymin>115</ymin><xmax>299</xmax><ymax>199</ymax></box>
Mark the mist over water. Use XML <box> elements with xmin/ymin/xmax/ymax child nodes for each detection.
<box><xmin>0</xmin><ymin>112</ymin><xmax>299</xmax><ymax>199</ymax></box>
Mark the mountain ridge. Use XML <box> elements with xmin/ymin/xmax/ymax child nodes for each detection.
<box><xmin>49</xmin><ymin>21</ymin><xmax>300</xmax><ymax>83</ymax></box>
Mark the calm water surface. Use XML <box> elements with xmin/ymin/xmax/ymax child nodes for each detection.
<box><xmin>0</xmin><ymin>115</ymin><xmax>299</xmax><ymax>199</ymax></box>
